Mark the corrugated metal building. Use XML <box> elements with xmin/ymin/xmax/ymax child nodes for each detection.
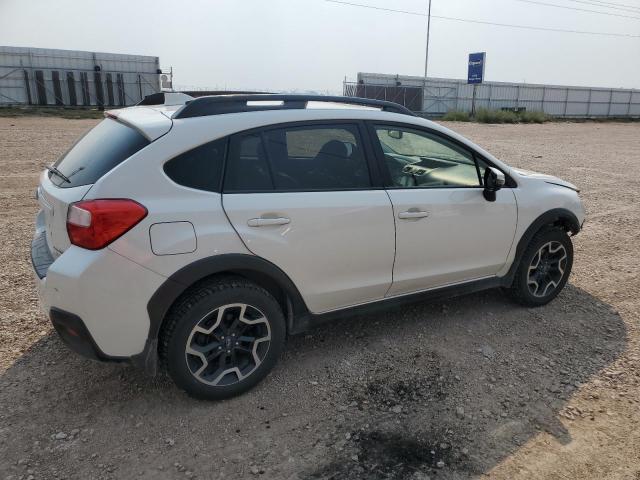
<box><xmin>0</xmin><ymin>46</ymin><xmax>161</xmax><ymax>107</ymax></box>
<box><xmin>346</xmin><ymin>72</ymin><xmax>640</xmax><ymax>118</ymax></box>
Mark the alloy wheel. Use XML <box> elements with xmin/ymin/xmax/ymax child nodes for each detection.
<box><xmin>185</xmin><ymin>303</ymin><xmax>271</xmax><ymax>386</ymax></box>
<box><xmin>527</xmin><ymin>241</ymin><xmax>568</xmax><ymax>298</ymax></box>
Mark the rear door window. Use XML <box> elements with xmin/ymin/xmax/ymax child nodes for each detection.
<box><xmin>51</xmin><ymin>118</ymin><xmax>149</xmax><ymax>188</ymax></box>
<box><xmin>264</xmin><ymin>125</ymin><xmax>370</xmax><ymax>190</ymax></box>
<box><xmin>223</xmin><ymin>124</ymin><xmax>371</xmax><ymax>192</ymax></box>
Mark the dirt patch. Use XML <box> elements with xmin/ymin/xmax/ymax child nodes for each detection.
<box><xmin>312</xmin><ymin>429</ymin><xmax>462</xmax><ymax>479</ymax></box>
<box><xmin>352</xmin><ymin>352</ymin><xmax>451</xmax><ymax>408</ymax></box>
<box><xmin>0</xmin><ymin>118</ymin><xmax>638</xmax><ymax>480</ymax></box>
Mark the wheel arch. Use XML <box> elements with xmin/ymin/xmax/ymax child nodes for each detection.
<box><xmin>142</xmin><ymin>254</ymin><xmax>309</xmax><ymax>371</ymax></box>
<box><xmin>504</xmin><ymin>208</ymin><xmax>580</xmax><ymax>284</ymax></box>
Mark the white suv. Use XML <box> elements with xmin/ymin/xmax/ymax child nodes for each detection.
<box><xmin>32</xmin><ymin>94</ymin><xmax>585</xmax><ymax>399</ymax></box>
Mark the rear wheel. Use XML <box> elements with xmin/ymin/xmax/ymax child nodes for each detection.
<box><xmin>160</xmin><ymin>277</ymin><xmax>286</xmax><ymax>400</ymax></box>
<box><xmin>505</xmin><ymin>227</ymin><xmax>573</xmax><ymax>307</ymax></box>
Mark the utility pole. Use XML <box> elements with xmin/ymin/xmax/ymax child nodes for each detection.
<box><xmin>424</xmin><ymin>0</ymin><xmax>432</xmax><ymax>79</ymax></box>
<box><xmin>422</xmin><ymin>0</ymin><xmax>432</xmax><ymax>115</ymax></box>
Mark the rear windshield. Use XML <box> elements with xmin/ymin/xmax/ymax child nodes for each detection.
<box><xmin>50</xmin><ymin>118</ymin><xmax>149</xmax><ymax>188</ymax></box>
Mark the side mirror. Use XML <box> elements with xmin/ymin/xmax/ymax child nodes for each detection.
<box><xmin>483</xmin><ymin>167</ymin><xmax>505</xmax><ymax>202</ymax></box>
<box><xmin>387</xmin><ymin>130</ymin><xmax>403</xmax><ymax>140</ymax></box>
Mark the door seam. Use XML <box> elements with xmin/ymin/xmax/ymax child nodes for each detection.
<box><xmin>382</xmin><ymin>188</ymin><xmax>397</xmax><ymax>298</ymax></box>
<box><xmin>220</xmin><ymin>193</ymin><xmax>256</xmax><ymax>256</ymax></box>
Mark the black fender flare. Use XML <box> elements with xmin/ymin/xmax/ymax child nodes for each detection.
<box><xmin>134</xmin><ymin>254</ymin><xmax>310</xmax><ymax>375</ymax></box>
<box><xmin>504</xmin><ymin>207</ymin><xmax>581</xmax><ymax>284</ymax></box>
<box><xmin>147</xmin><ymin>253</ymin><xmax>309</xmax><ymax>337</ymax></box>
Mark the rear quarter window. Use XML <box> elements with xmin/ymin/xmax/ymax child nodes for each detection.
<box><xmin>51</xmin><ymin>118</ymin><xmax>149</xmax><ymax>188</ymax></box>
<box><xmin>163</xmin><ymin>138</ymin><xmax>227</xmax><ymax>192</ymax></box>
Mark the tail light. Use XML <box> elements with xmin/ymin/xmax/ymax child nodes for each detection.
<box><xmin>67</xmin><ymin>199</ymin><xmax>147</xmax><ymax>250</ymax></box>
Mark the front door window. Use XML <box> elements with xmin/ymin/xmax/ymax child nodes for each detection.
<box><xmin>375</xmin><ymin>126</ymin><xmax>481</xmax><ymax>188</ymax></box>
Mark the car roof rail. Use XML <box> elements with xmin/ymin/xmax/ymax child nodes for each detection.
<box><xmin>173</xmin><ymin>94</ymin><xmax>416</xmax><ymax>119</ymax></box>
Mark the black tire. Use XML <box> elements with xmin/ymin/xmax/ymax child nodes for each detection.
<box><xmin>160</xmin><ymin>276</ymin><xmax>286</xmax><ymax>400</ymax></box>
<box><xmin>504</xmin><ymin>227</ymin><xmax>573</xmax><ymax>307</ymax></box>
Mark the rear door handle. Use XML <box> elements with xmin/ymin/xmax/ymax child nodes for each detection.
<box><xmin>398</xmin><ymin>210</ymin><xmax>430</xmax><ymax>220</ymax></box>
<box><xmin>247</xmin><ymin>217</ymin><xmax>291</xmax><ymax>227</ymax></box>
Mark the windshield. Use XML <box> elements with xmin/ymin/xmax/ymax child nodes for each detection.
<box><xmin>50</xmin><ymin>118</ymin><xmax>149</xmax><ymax>188</ymax></box>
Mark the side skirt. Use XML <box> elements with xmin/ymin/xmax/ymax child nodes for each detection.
<box><xmin>290</xmin><ymin>276</ymin><xmax>508</xmax><ymax>335</ymax></box>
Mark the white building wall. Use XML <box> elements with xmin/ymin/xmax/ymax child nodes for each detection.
<box><xmin>0</xmin><ymin>46</ymin><xmax>160</xmax><ymax>106</ymax></box>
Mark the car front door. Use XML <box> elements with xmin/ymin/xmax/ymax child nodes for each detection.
<box><xmin>369</xmin><ymin>123</ymin><xmax>518</xmax><ymax>297</ymax></box>
<box><xmin>222</xmin><ymin>122</ymin><xmax>395</xmax><ymax>313</ymax></box>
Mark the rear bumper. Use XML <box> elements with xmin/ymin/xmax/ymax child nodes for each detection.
<box><xmin>31</xmin><ymin>228</ymin><xmax>54</xmax><ymax>315</ymax></box>
<box><xmin>49</xmin><ymin>308</ymin><xmax>127</xmax><ymax>363</ymax></box>
<box><xmin>30</xmin><ymin>221</ymin><xmax>166</xmax><ymax>363</ymax></box>
<box><xmin>31</xmin><ymin>228</ymin><xmax>54</xmax><ymax>280</ymax></box>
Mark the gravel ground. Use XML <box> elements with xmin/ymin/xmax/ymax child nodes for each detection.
<box><xmin>0</xmin><ymin>117</ymin><xmax>638</xmax><ymax>480</ymax></box>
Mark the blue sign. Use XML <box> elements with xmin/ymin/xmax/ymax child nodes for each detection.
<box><xmin>468</xmin><ymin>52</ymin><xmax>486</xmax><ymax>84</ymax></box>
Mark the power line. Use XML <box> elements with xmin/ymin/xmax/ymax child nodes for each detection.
<box><xmin>425</xmin><ymin>0</ymin><xmax>432</xmax><ymax>78</ymax></box>
<box><xmin>572</xmin><ymin>0</ymin><xmax>640</xmax><ymax>11</ymax></box>
<box><xmin>436</xmin><ymin>12</ymin><xmax>640</xmax><ymax>36</ymax></box>
<box><xmin>514</xmin><ymin>0</ymin><xmax>640</xmax><ymax>20</ymax></box>
<box><xmin>564</xmin><ymin>0</ymin><xmax>640</xmax><ymax>13</ymax></box>
<box><xmin>325</xmin><ymin>0</ymin><xmax>640</xmax><ymax>37</ymax></box>
<box><xmin>326</xmin><ymin>0</ymin><xmax>425</xmax><ymax>16</ymax></box>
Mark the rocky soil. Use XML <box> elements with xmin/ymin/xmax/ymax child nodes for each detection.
<box><xmin>0</xmin><ymin>117</ymin><xmax>638</xmax><ymax>479</ymax></box>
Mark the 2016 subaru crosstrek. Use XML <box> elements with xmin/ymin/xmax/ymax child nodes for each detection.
<box><xmin>32</xmin><ymin>93</ymin><xmax>585</xmax><ymax>399</ymax></box>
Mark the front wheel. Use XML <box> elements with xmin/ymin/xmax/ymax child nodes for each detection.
<box><xmin>505</xmin><ymin>227</ymin><xmax>574</xmax><ymax>307</ymax></box>
<box><xmin>160</xmin><ymin>277</ymin><xmax>286</xmax><ymax>400</ymax></box>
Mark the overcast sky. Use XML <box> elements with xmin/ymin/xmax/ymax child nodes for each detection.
<box><xmin>1</xmin><ymin>0</ymin><xmax>639</xmax><ymax>93</ymax></box>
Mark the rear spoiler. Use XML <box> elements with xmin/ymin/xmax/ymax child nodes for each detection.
<box><xmin>104</xmin><ymin>106</ymin><xmax>173</xmax><ymax>141</ymax></box>
<box><xmin>137</xmin><ymin>92</ymin><xmax>194</xmax><ymax>107</ymax></box>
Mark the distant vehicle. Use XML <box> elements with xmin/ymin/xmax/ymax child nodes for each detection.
<box><xmin>31</xmin><ymin>93</ymin><xmax>584</xmax><ymax>399</ymax></box>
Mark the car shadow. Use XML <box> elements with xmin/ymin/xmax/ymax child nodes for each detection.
<box><xmin>0</xmin><ymin>284</ymin><xmax>626</xmax><ymax>480</ymax></box>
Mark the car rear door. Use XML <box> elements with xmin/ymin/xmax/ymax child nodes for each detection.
<box><xmin>368</xmin><ymin>123</ymin><xmax>517</xmax><ymax>296</ymax></box>
<box><xmin>222</xmin><ymin>122</ymin><xmax>395</xmax><ymax>313</ymax></box>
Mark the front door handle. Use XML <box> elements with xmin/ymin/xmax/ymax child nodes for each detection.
<box><xmin>247</xmin><ymin>217</ymin><xmax>291</xmax><ymax>227</ymax></box>
<box><xmin>398</xmin><ymin>210</ymin><xmax>429</xmax><ymax>220</ymax></box>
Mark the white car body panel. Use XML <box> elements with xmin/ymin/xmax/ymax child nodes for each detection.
<box><xmin>497</xmin><ymin>175</ymin><xmax>585</xmax><ymax>276</ymax></box>
<box><xmin>223</xmin><ymin>191</ymin><xmax>395</xmax><ymax>313</ymax></box>
<box><xmin>83</xmin><ymin>135</ymin><xmax>251</xmax><ymax>278</ymax></box>
<box><xmin>386</xmin><ymin>187</ymin><xmax>518</xmax><ymax>296</ymax></box>
<box><xmin>43</xmin><ymin>246</ymin><xmax>165</xmax><ymax>356</ymax></box>
<box><xmin>512</xmin><ymin>167</ymin><xmax>579</xmax><ymax>191</ymax></box>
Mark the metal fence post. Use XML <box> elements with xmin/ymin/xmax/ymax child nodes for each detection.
<box><xmin>454</xmin><ymin>83</ymin><xmax>459</xmax><ymax>112</ymax></box>
<box><xmin>488</xmin><ymin>84</ymin><xmax>492</xmax><ymax>110</ymax></box>
<box><xmin>564</xmin><ymin>88</ymin><xmax>569</xmax><ymax>117</ymax></box>
<box><xmin>471</xmin><ymin>84</ymin><xmax>477</xmax><ymax>116</ymax></box>
<box><xmin>607</xmin><ymin>89</ymin><xmax>613</xmax><ymax>116</ymax></box>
